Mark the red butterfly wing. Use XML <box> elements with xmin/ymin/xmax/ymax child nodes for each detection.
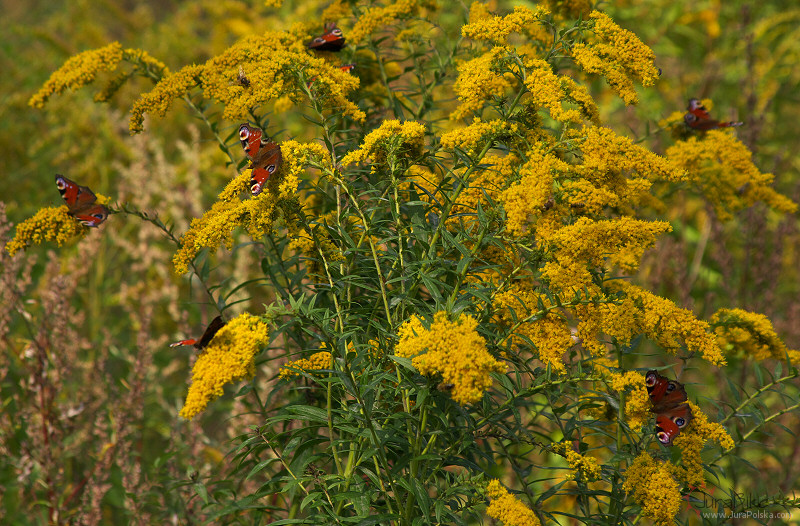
<box><xmin>684</xmin><ymin>98</ymin><xmax>743</xmax><ymax>130</ymax></box>
<box><xmin>655</xmin><ymin>405</ymin><xmax>693</xmax><ymax>446</ymax></box>
<box><xmin>239</xmin><ymin>124</ymin><xmax>282</xmax><ymax>196</ymax></box>
<box><xmin>308</xmin><ymin>24</ymin><xmax>345</xmax><ymax>51</ymax></box>
<box><xmin>170</xmin><ymin>316</ymin><xmax>226</xmax><ymax>350</ymax></box>
<box><xmin>645</xmin><ymin>370</ymin><xmax>693</xmax><ymax>445</ymax></box>
<box><xmin>55</xmin><ymin>175</ymin><xmax>109</xmax><ymax>227</ymax></box>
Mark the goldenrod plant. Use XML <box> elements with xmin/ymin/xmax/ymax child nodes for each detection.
<box><xmin>2</xmin><ymin>0</ymin><xmax>799</xmax><ymax>524</ymax></box>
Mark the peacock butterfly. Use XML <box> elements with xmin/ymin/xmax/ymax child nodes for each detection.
<box><xmin>238</xmin><ymin>123</ymin><xmax>282</xmax><ymax>196</ymax></box>
<box><xmin>55</xmin><ymin>175</ymin><xmax>109</xmax><ymax>227</ymax></box>
<box><xmin>645</xmin><ymin>370</ymin><xmax>693</xmax><ymax>446</ymax></box>
<box><xmin>308</xmin><ymin>23</ymin><xmax>345</xmax><ymax>51</ymax></box>
<box><xmin>684</xmin><ymin>98</ymin><xmax>743</xmax><ymax>130</ymax></box>
<box><xmin>170</xmin><ymin>316</ymin><xmax>225</xmax><ymax>350</ymax></box>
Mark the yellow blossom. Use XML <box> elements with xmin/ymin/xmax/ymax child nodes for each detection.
<box><xmin>5</xmin><ymin>206</ymin><xmax>90</xmax><ymax>256</ymax></box>
<box><xmin>711</xmin><ymin>308</ymin><xmax>800</xmax><ymax>363</ymax></box>
<box><xmin>461</xmin><ymin>5</ymin><xmax>549</xmax><ymax>45</ymax></box>
<box><xmin>540</xmin><ymin>216</ymin><xmax>671</xmax><ymax>291</ymax></box>
<box><xmin>523</xmin><ymin>57</ymin><xmax>600</xmax><ymax>125</ymax></box>
<box><xmin>602</xmin><ymin>369</ymin><xmax>650</xmax><ymax>431</ymax></box>
<box><xmin>485</xmin><ymin>480</ymin><xmax>541</xmax><ymax>526</ymax></box>
<box><xmin>180</xmin><ymin>313</ymin><xmax>270</xmax><ymax>419</ymax></box>
<box><xmin>493</xmin><ymin>287</ymin><xmax>572</xmax><ymax>372</ymax></box>
<box><xmin>348</xmin><ymin>0</ymin><xmax>419</xmax><ymax>44</ymax></box>
<box><xmin>555</xmin><ymin>442</ymin><xmax>602</xmax><ymax>482</ymax></box>
<box><xmin>339</xmin><ymin>120</ymin><xmax>426</xmax><ymax>169</ymax></box>
<box><xmin>279</xmin><ymin>351</ymin><xmax>333</xmax><ymax>380</ymax></box>
<box><xmin>29</xmin><ymin>42</ymin><xmax>125</xmax><ymax>108</ymax></box>
<box><xmin>130</xmin><ymin>30</ymin><xmax>364</xmax><ymax>133</ymax></box>
<box><xmin>666</xmin><ymin>130</ymin><xmax>797</xmax><ymax>220</ymax></box>
<box><xmin>570</xmin><ymin>11</ymin><xmax>660</xmax><ymax>105</ymax></box>
<box><xmin>500</xmin><ymin>145</ymin><xmax>568</xmax><ymax>236</ymax></box>
<box><xmin>440</xmin><ymin>119</ymin><xmax>517</xmax><ymax>157</ymax></box>
<box><xmin>173</xmin><ymin>141</ymin><xmax>327</xmax><ymax>274</ymax></box>
<box><xmin>395</xmin><ymin>312</ymin><xmax>506</xmax><ymax>405</ymax></box>
<box><xmin>672</xmin><ymin>402</ymin><xmax>734</xmax><ymax>486</ymax></box>
<box><xmin>451</xmin><ymin>47</ymin><xmax>515</xmax><ymax>119</ymax></box>
<box><xmin>620</xmin><ymin>283</ymin><xmax>726</xmax><ymax>365</ymax></box>
<box><xmin>623</xmin><ymin>453</ymin><xmax>683</xmax><ymax>525</ymax></box>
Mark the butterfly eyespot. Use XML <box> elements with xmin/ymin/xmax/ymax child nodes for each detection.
<box><xmin>674</xmin><ymin>417</ymin><xmax>686</xmax><ymax>427</ymax></box>
<box><xmin>645</xmin><ymin>373</ymin><xmax>656</xmax><ymax>387</ymax></box>
<box><xmin>332</xmin><ymin>29</ymin><xmax>342</xmax><ymax>36</ymax></box>
<box><xmin>666</xmin><ymin>383</ymin><xmax>676</xmax><ymax>392</ymax></box>
<box><xmin>268</xmin><ymin>164</ymin><xmax>276</xmax><ymax>173</ymax></box>
<box><xmin>657</xmin><ymin>431</ymin><xmax>670</xmax><ymax>444</ymax></box>
<box><xmin>56</xmin><ymin>178</ymin><xmax>66</xmax><ymax>190</ymax></box>
<box><xmin>313</xmin><ymin>37</ymin><xmax>325</xmax><ymax>44</ymax></box>
<box><xmin>239</xmin><ymin>125</ymin><xmax>250</xmax><ymax>140</ymax></box>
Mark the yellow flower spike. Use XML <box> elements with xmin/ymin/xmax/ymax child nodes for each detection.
<box><xmin>179</xmin><ymin>313</ymin><xmax>270</xmax><ymax>420</ymax></box>
<box><xmin>461</xmin><ymin>5</ymin><xmax>549</xmax><ymax>45</ymax></box>
<box><xmin>672</xmin><ymin>402</ymin><xmax>734</xmax><ymax>486</ymax></box>
<box><xmin>666</xmin><ymin>130</ymin><xmax>797</xmax><ymax>220</ymax></box>
<box><xmin>130</xmin><ymin>30</ymin><xmax>365</xmax><ymax>133</ymax></box>
<box><xmin>451</xmin><ymin>47</ymin><xmax>515</xmax><ymax>120</ymax></box>
<box><xmin>617</xmin><ymin>283</ymin><xmax>726</xmax><ymax>366</ymax></box>
<box><xmin>485</xmin><ymin>480</ymin><xmax>541</xmax><ymax>526</ymax></box>
<box><xmin>5</xmin><ymin>206</ymin><xmax>89</xmax><ymax>256</ymax></box>
<box><xmin>555</xmin><ymin>442</ymin><xmax>602</xmax><ymax>482</ymax></box>
<box><xmin>29</xmin><ymin>42</ymin><xmax>125</xmax><ymax>108</ymax></box>
<box><xmin>492</xmin><ymin>286</ymin><xmax>572</xmax><ymax>372</ymax></box>
<box><xmin>623</xmin><ymin>453</ymin><xmax>683</xmax><ymax>526</ymax></box>
<box><xmin>279</xmin><ymin>351</ymin><xmax>333</xmax><ymax>380</ymax></box>
<box><xmin>339</xmin><ymin>120</ymin><xmax>426</xmax><ymax>169</ymax></box>
<box><xmin>711</xmin><ymin>308</ymin><xmax>800</xmax><ymax>363</ymax></box>
<box><xmin>348</xmin><ymin>0</ymin><xmax>419</xmax><ymax>44</ymax></box>
<box><xmin>172</xmin><ymin>141</ymin><xmax>330</xmax><ymax>274</ymax></box>
<box><xmin>570</xmin><ymin>11</ymin><xmax>660</xmax><ymax>105</ymax></box>
<box><xmin>395</xmin><ymin>312</ymin><xmax>506</xmax><ymax>405</ymax></box>
<box><xmin>540</xmin><ymin>216</ymin><xmax>672</xmax><ymax>291</ymax></box>
<box><xmin>440</xmin><ymin>119</ymin><xmax>517</xmax><ymax>157</ymax></box>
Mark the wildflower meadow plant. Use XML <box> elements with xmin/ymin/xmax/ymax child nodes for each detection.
<box><xmin>3</xmin><ymin>1</ymin><xmax>800</xmax><ymax>524</ymax></box>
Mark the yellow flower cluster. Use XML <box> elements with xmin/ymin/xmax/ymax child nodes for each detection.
<box><xmin>173</xmin><ymin>141</ymin><xmax>327</xmax><ymax>274</ymax></box>
<box><xmin>623</xmin><ymin>453</ymin><xmax>683</xmax><ymax>526</ymax></box>
<box><xmin>540</xmin><ymin>216</ymin><xmax>671</xmax><ymax>291</ymax></box>
<box><xmin>440</xmin><ymin>119</ymin><xmax>517</xmax><ymax>157</ymax></box>
<box><xmin>130</xmin><ymin>29</ymin><xmax>363</xmax><ymax>132</ymax></box>
<box><xmin>348</xmin><ymin>0</ymin><xmax>419</xmax><ymax>44</ymax></box>
<box><xmin>604</xmin><ymin>369</ymin><xmax>650</xmax><ymax>431</ymax></box>
<box><xmin>711</xmin><ymin>308</ymin><xmax>800</xmax><ymax>363</ymax></box>
<box><xmin>673</xmin><ymin>402</ymin><xmax>735</xmax><ymax>486</ymax></box>
<box><xmin>556</xmin><ymin>442</ymin><xmax>602</xmax><ymax>482</ymax></box>
<box><xmin>500</xmin><ymin>146</ymin><xmax>568</xmax><ymax>237</ymax></box>
<box><xmin>29</xmin><ymin>42</ymin><xmax>125</xmax><ymax>108</ymax></box>
<box><xmin>570</xmin><ymin>12</ymin><xmax>660</xmax><ymax>105</ymax></box>
<box><xmin>623</xmin><ymin>283</ymin><xmax>727</xmax><ymax>365</ymax></box>
<box><xmin>279</xmin><ymin>351</ymin><xmax>333</xmax><ymax>380</ymax></box>
<box><xmin>485</xmin><ymin>480</ymin><xmax>541</xmax><ymax>526</ymax></box>
<box><xmin>395</xmin><ymin>312</ymin><xmax>506</xmax><ymax>405</ymax></box>
<box><xmin>461</xmin><ymin>5</ymin><xmax>549</xmax><ymax>45</ymax></box>
<box><xmin>451</xmin><ymin>47</ymin><xmax>515</xmax><ymax>119</ymax></box>
<box><xmin>666</xmin><ymin>130</ymin><xmax>797</xmax><ymax>220</ymax></box>
<box><xmin>523</xmin><ymin>57</ymin><xmax>600</xmax><ymax>125</ymax></box>
<box><xmin>339</xmin><ymin>119</ymin><xmax>426</xmax><ymax>169</ymax></box>
<box><xmin>5</xmin><ymin>206</ymin><xmax>89</xmax><ymax>256</ymax></box>
<box><xmin>493</xmin><ymin>286</ymin><xmax>573</xmax><ymax>372</ymax></box>
<box><xmin>179</xmin><ymin>313</ymin><xmax>270</xmax><ymax>419</ymax></box>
